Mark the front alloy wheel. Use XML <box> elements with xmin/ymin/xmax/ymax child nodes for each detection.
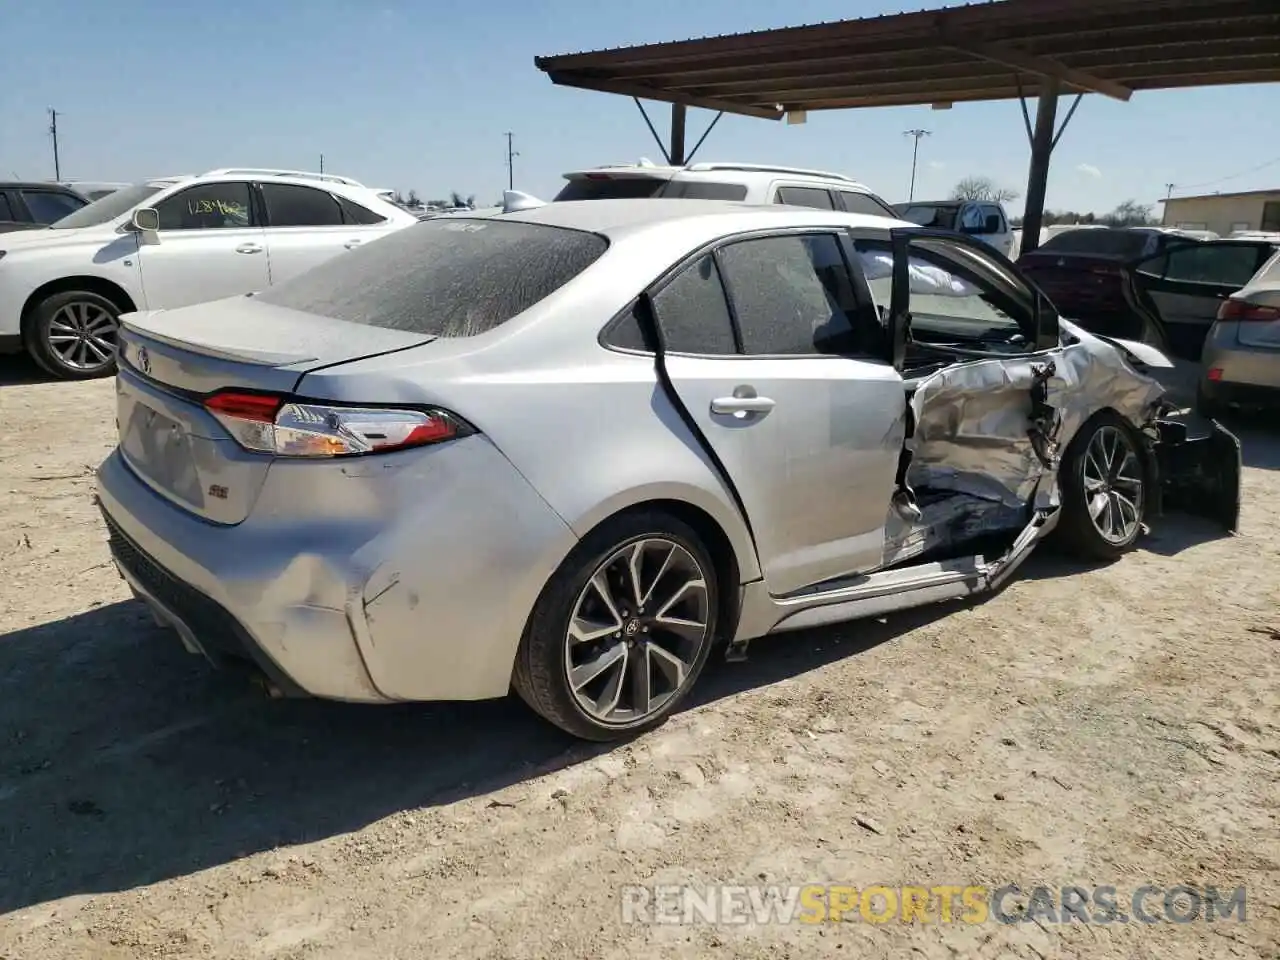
<box><xmin>1080</xmin><ymin>424</ymin><xmax>1145</xmax><ymax>546</ymax></box>
<box><xmin>27</xmin><ymin>290</ymin><xmax>121</xmax><ymax>380</ymax></box>
<box><xmin>1056</xmin><ymin>411</ymin><xmax>1148</xmax><ymax>561</ymax></box>
<box><xmin>47</xmin><ymin>301</ymin><xmax>119</xmax><ymax>372</ymax></box>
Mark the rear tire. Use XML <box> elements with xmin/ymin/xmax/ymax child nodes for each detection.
<box><xmin>1055</xmin><ymin>411</ymin><xmax>1147</xmax><ymax>562</ymax></box>
<box><xmin>512</xmin><ymin>510</ymin><xmax>719</xmax><ymax>742</ymax></box>
<box><xmin>25</xmin><ymin>290</ymin><xmax>121</xmax><ymax>380</ymax></box>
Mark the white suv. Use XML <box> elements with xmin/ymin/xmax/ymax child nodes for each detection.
<box><xmin>0</xmin><ymin>168</ymin><xmax>418</xmax><ymax>379</ymax></box>
<box><xmin>551</xmin><ymin>160</ymin><xmax>900</xmax><ymax>217</ymax></box>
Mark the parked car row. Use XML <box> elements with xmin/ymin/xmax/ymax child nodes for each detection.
<box><xmin>0</xmin><ymin>168</ymin><xmax>419</xmax><ymax>378</ymax></box>
<box><xmin>1016</xmin><ymin>226</ymin><xmax>1279</xmax><ymax>390</ymax></box>
<box><xmin>4</xmin><ymin>163</ymin><xmax>1275</xmax><ymax>415</ymax></box>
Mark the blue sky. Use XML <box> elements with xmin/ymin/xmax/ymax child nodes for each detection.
<box><xmin>3</xmin><ymin>0</ymin><xmax>1278</xmax><ymax>215</ymax></box>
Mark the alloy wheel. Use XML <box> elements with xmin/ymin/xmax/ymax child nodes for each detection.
<box><xmin>1082</xmin><ymin>424</ymin><xmax>1144</xmax><ymax>544</ymax></box>
<box><xmin>564</xmin><ymin>537</ymin><xmax>711</xmax><ymax>726</ymax></box>
<box><xmin>46</xmin><ymin>301</ymin><xmax>118</xmax><ymax>372</ymax></box>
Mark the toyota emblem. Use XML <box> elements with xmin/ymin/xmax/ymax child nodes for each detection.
<box><xmin>136</xmin><ymin>345</ymin><xmax>151</xmax><ymax>374</ymax></box>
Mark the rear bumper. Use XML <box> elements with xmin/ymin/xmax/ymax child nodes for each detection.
<box><xmin>102</xmin><ymin>509</ymin><xmax>312</xmax><ymax>698</ymax></box>
<box><xmin>95</xmin><ymin>435</ymin><xmax>579</xmax><ymax>703</ymax></box>
<box><xmin>1200</xmin><ymin>326</ymin><xmax>1280</xmax><ymax>402</ymax></box>
<box><xmin>1198</xmin><ymin>379</ymin><xmax>1280</xmax><ymax>407</ymax></box>
<box><xmin>1150</xmin><ymin>417</ymin><xmax>1242</xmax><ymax>533</ymax></box>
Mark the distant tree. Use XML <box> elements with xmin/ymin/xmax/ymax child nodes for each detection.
<box><xmin>406</xmin><ymin>189</ymin><xmax>423</xmax><ymax>209</ymax></box>
<box><xmin>951</xmin><ymin>176</ymin><xmax>1021</xmax><ymax>204</ymax></box>
<box><xmin>449</xmin><ymin>191</ymin><xmax>467</xmax><ymax>209</ymax></box>
<box><xmin>1101</xmin><ymin>199</ymin><xmax>1156</xmax><ymax>228</ymax></box>
<box><xmin>391</xmin><ymin>190</ymin><xmax>406</xmax><ymax>206</ymax></box>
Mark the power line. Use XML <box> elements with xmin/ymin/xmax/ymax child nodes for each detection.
<box><xmin>1167</xmin><ymin>153</ymin><xmax>1280</xmax><ymax>196</ymax></box>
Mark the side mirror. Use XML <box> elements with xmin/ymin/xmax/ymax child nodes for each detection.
<box><xmin>984</xmin><ymin>214</ymin><xmax>1001</xmax><ymax>233</ymax></box>
<box><xmin>131</xmin><ymin>208</ymin><xmax>160</xmax><ymax>232</ymax></box>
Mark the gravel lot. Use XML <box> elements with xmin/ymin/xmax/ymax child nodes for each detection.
<box><xmin>0</xmin><ymin>354</ymin><xmax>1277</xmax><ymax>960</ymax></box>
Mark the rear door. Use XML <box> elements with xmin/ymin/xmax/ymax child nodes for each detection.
<box><xmin>1132</xmin><ymin>240</ymin><xmax>1275</xmax><ymax>357</ymax></box>
<box><xmin>259</xmin><ymin>183</ymin><xmax>386</xmax><ymax>285</ymax></box>
<box><xmin>658</xmin><ymin>230</ymin><xmax>906</xmax><ymax>596</ymax></box>
<box><xmin>136</xmin><ymin>180</ymin><xmax>270</xmax><ymax>309</ymax></box>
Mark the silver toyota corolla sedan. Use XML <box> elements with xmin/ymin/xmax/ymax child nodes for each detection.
<box><xmin>96</xmin><ymin>200</ymin><xmax>1241</xmax><ymax>741</ymax></box>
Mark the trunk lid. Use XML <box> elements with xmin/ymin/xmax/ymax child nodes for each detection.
<box><xmin>114</xmin><ymin>297</ymin><xmax>434</xmax><ymax>524</ymax></box>
<box><xmin>1237</xmin><ymin>316</ymin><xmax>1280</xmax><ymax>349</ymax></box>
<box><xmin>1232</xmin><ymin>290</ymin><xmax>1280</xmax><ymax>349</ymax></box>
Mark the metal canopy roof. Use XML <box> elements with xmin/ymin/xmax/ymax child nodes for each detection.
<box><xmin>535</xmin><ymin>0</ymin><xmax>1280</xmax><ymax>119</ymax></box>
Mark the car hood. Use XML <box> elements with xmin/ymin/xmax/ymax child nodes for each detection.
<box><xmin>0</xmin><ymin>221</ymin><xmax>50</xmax><ymax>235</ymax></box>
<box><xmin>0</xmin><ymin>223</ymin><xmax>121</xmax><ymax>251</ymax></box>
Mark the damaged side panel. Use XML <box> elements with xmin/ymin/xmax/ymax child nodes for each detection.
<box><xmin>882</xmin><ymin>336</ymin><xmax>1165</xmax><ymax>568</ymax></box>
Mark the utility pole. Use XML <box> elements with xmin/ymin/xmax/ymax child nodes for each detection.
<box><xmin>319</xmin><ymin>154</ymin><xmax>324</xmax><ymax>174</ymax></box>
<box><xmin>504</xmin><ymin>132</ymin><xmax>518</xmax><ymax>190</ymax></box>
<box><xmin>48</xmin><ymin>108</ymin><xmax>61</xmax><ymax>180</ymax></box>
<box><xmin>904</xmin><ymin>129</ymin><xmax>931</xmax><ymax>202</ymax></box>
<box><xmin>1164</xmin><ymin>182</ymin><xmax>1175</xmax><ymax>199</ymax></box>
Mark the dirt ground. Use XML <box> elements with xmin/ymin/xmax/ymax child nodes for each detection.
<box><xmin>0</xmin><ymin>354</ymin><xmax>1277</xmax><ymax>960</ymax></box>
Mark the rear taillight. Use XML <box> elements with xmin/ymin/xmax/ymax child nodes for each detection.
<box><xmin>203</xmin><ymin>390</ymin><xmax>468</xmax><ymax>458</ymax></box>
<box><xmin>1217</xmin><ymin>298</ymin><xmax>1280</xmax><ymax>322</ymax></box>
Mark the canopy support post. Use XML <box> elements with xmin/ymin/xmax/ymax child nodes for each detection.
<box><xmin>1020</xmin><ymin>77</ymin><xmax>1060</xmax><ymax>256</ymax></box>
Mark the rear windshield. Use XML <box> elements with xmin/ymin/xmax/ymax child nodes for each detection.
<box><xmin>554</xmin><ymin>176</ymin><xmax>748</xmax><ymax>202</ymax></box>
<box><xmin>1040</xmin><ymin>229</ymin><xmax>1160</xmax><ymax>257</ymax></box>
<box><xmin>254</xmin><ymin>218</ymin><xmax>608</xmax><ymax>336</ymax></box>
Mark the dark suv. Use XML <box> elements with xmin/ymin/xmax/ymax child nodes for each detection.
<box><xmin>0</xmin><ymin>182</ymin><xmax>89</xmax><ymax>233</ymax></box>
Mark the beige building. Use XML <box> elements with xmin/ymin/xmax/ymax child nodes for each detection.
<box><xmin>1161</xmin><ymin>189</ymin><xmax>1280</xmax><ymax>235</ymax></box>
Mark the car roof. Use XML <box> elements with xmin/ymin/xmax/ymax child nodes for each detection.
<box><xmin>0</xmin><ymin>181</ymin><xmax>84</xmax><ymax>192</ymax></box>
<box><xmin>499</xmin><ymin>197</ymin><xmax>908</xmax><ymax>238</ymax></box>
<box><xmin>561</xmin><ymin>160</ymin><xmax>876</xmax><ymax>193</ymax></box>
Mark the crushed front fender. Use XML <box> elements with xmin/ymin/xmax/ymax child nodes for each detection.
<box><xmin>1150</xmin><ymin>416</ymin><xmax>1242</xmax><ymax>533</ymax></box>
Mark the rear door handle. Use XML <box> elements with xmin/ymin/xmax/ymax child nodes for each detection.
<box><xmin>711</xmin><ymin>395</ymin><xmax>776</xmax><ymax>415</ymax></box>
<box><xmin>235</xmin><ymin>243</ymin><xmax>263</xmax><ymax>254</ymax></box>
<box><xmin>344</xmin><ymin>239</ymin><xmax>363</xmax><ymax>250</ymax></box>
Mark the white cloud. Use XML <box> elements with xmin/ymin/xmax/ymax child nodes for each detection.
<box><xmin>1076</xmin><ymin>163</ymin><xmax>1102</xmax><ymax>179</ymax></box>
<box><xmin>928</xmin><ymin>160</ymin><xmax>946</xmax><ymax>170</ymax></box>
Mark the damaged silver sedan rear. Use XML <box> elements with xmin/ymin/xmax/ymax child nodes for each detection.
<box><xmin>95</xmin><ymin>201</ymin><xmax>1241</xmax><ymax>741</ymax></box>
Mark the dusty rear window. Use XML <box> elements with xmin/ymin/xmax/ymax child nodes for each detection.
<box><xmin>554</xmin><ymin>177</ymin><xmax>748</xmax><ymax>202</ymax></box>
<box><xmin>254</xmin><ymin>218</ymin><xmax>608</xmax><ymax>337</ymax></box>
